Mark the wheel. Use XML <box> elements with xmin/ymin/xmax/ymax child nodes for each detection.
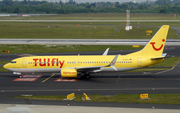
<box><xmin>86</xmin><ymin>75</ymin><xmax>90</xmax><ymax>79</ymax></box>
<box><xmin>84</xmin><ymin>72</ymin><xmax>90</xmax><ymax>79</ymax></box>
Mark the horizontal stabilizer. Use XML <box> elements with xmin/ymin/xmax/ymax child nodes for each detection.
<box><xmin>162</xmin><ymin>53</ymin><xmax>167</xmax><ymax>57</ymax></box>
<box><xmin>151</xmin><ymin>53</ymin><xmax>167</xmax><ymax>60</ymax></box>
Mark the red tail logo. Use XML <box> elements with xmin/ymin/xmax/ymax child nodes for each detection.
<box><xmin>150</xmin><ymin>39</ymin><xmax>165</xmax><ymax>51</ymax></box>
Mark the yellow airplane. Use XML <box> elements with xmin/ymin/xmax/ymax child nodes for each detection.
<box><xmin>3</xmin><ymin>25</ymin><xmax>169</xmax><ymax>78</ymax></box>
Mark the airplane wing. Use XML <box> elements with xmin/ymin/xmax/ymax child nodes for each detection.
<box><xmin>75</xmin><ymin>54</ymin><xmax>120</xmax><ymax>72</ymax></box>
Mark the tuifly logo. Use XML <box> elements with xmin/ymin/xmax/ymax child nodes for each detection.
<box><xmin>150</xmin><ymin>39</ymin><xmax>165</xmax><ymax>51</ymax></box>
<box><xmin>33</xmin><ymin>58</ymin><xmax>64</xmax><ymax>68</ymax></box>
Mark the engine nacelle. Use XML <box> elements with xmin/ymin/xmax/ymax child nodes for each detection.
<box><xmin>61</xmin><ymin>69</ymin><xmax>77</xmax><ymax>78</ymax></box>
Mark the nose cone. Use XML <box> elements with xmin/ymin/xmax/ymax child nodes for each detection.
<box><xmin>3</xmin><ymin>63</ymin><xmax>9</xmax><ymax>69</ymax></box>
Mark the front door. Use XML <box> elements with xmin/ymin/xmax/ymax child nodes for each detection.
<box><xmin>22</xmin><ymin>58</ymin><xmax>27</xmax><ymax>67</ymax></box>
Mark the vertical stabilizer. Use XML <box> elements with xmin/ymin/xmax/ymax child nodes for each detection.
<box><xmin>128</xmin><ymin>25</ymin><xmax>169</xmax><ymax>56</ymax></box>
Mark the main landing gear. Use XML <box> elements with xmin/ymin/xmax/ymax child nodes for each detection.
<box><xmin>84</xmin><ymin>72</ymin><xmax>90</xmax><ymax>79</ymax></box>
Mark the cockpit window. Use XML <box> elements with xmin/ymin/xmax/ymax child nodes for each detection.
<box><xmin>10</xmin><ymin>61</ymin><xmax>16</xmax><ymax>64</ymax></box>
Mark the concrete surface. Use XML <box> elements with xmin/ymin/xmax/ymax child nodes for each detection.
<box><xmin>0</xmin><ymin>39</ymin><xmax>180</xmax><ymax>45</ymax></box>
<box><xmin>0</xmin><ymin>104</ymin><xmax>180</xmax><ymax>113</ymax></box>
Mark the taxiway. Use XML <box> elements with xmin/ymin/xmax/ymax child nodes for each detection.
<box><xmin>0</xmin><ymin>46</ymin><xmax>180</xmax><ymax>109</ymax></box>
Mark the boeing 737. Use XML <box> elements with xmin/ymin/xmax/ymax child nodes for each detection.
<box><xmin>3</xmin><ymin>25</ymin><xmax>169</xmax><ymax>78</ymax></box>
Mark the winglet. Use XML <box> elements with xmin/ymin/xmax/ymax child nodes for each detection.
<box><xmin>106</xmin><ymin>54</ymin><xmax>119</xmax><ymax>71</ymax></box>
<box><xmin>102</xmin><ymin>48</ymin><xmax>110</xmax><ymax>56</ymax></box>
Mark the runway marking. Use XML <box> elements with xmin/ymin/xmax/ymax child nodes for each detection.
<box><xmin>116</xmin><ymin>76</ymin><xmax>121</xmax><ymax>83</ymax></box>
<box><xmin>13</xmin><ymin>78</ymin><xmax>38</xmax><ymax>81</ymax></box>
<box><xmin>42</xmin><ymin>74</ymin><xmax>54</xmax><ymax>83</ymax></box>
<box><xmin>54</xmin><ymin>78</ymin><xmax>78</xmax><ymax>82</ymax></box>
<box><xmin>22</xmin><ymin>75</ymin><xmax>43</xmax><ymax>78</ymax></box>
<box><xmin>156</xmin><ymin>61</ymin><xmax>180</xmax><ymax>74</ymax></box>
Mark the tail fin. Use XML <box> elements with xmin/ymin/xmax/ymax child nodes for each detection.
<box><xmin>128</xmin><ymin>25</ymin><xmax>169</xmax><ymax>56</ymax></box>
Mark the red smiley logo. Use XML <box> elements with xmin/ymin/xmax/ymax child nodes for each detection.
<box><xmin>150</xmin><ymin>39</ymin><xmax>165</xmax><ymax>51</ymax></box>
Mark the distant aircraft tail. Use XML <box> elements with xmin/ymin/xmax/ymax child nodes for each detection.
<box><xmin>128</xmin><ymin>25</ymin><xmax>169</xmax><ymax>56</ymax></box>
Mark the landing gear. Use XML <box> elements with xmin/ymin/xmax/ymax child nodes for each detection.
<box><xmin>84</xmin><ymin>72</ymin><xmax>90</xmax><ymax>79</ymax></box>
<box><xmin>86</xmin><ymin>74</ymin><xmax>90</xmax><ymax>79</ymax></box>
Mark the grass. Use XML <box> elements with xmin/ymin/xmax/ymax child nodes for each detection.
<box><xmin>0</xmin><ymin>61</ymin><xmax>10</xmax><ymax>72</ymax></box>
<box><xmin>126</xmin><ymin>68</ymin><xmax>170</xmax><ymax>73</ymax></box>
<box><xmin>126</xmin><ymin>57</ymin><xmax>180</xmax><ymax>72</ymax></box>
<box><xmin>0</xmin><ymin>13</ymin><xmax>180</xmax><ymax>20</ymax></box>
<box><xmin>0</xmin><ymin>22</ymin><xmax>179</xmax><ymax>39</ymax></box>
<box><xmin>133</xmin><ymin>22</ymin><xmax>180</xmax><ymax>27</ymax></box>
<box><xmin>16</xmin><ymin>94</ymin><xmax>180</xmax><ymax>105</ymax></box>
<box><xmin>153</xmin><ymin>57</ymin><xmax>180</xmax><ymax>67</ymax></box>
<box><xmin>0</xmin><ymin>44</ymin><xmax>143</xmax><ymax>54</ymax></box>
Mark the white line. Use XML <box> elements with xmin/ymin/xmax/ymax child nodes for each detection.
<box><xmin>156</xmin><ymin>61</ymin><xmax>180</xmax><ymax>75</ymax></box>
<box><xmin>0</xmin><ymin>20</ymin><xmax>180</xmax><ymax>22</ymax></box>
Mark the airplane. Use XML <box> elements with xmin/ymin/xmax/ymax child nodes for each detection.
<box><xmin>3</xmin><ymin>25</ymin><xmax>169</xmax><ymax>78</ymax></box>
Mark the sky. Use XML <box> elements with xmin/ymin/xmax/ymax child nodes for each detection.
<box><xmin>48</xmin><ymin>0</ymin><xmax>157</xmax><ymax>3</ymax></box>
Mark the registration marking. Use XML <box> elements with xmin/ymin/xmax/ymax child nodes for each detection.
<box><xmin>55</xmin><ymin>78</ymin><xmax>77</xmax><ymax>82</ymax></box>
<box><xmin>13</xmin><ymin>78</ymin><xmax>38</xmax><ymax>81</ymax></box>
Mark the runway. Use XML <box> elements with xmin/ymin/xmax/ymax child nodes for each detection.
<box><xmin>0</xmin><ymin>46</ymin><xmax>180</xmax><ymax>109</ymax></box>
<box><xmin>0</xmin><ymin>20</ymin><xmax>180</xmax><ymax>22</ymax></box>
<box><xmin>0</xmin><ymin>39</ymin><xmax>180</xmax><ymax>45</ymax></box>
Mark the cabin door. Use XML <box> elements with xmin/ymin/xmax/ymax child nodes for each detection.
<box><xmin>22</xmin><ymin>58</ymin><xmax>27</xmax><ymax>67</ymax></box>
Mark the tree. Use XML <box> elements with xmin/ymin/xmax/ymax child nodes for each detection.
<box><xmin>159</xmin><ymin>9</ymin><xmax>167</xmax><ymax>13</ymax></box>
<box><xmin>116</xmin><ymin>4</ymin><xmax>128</xmax><ymax>9</ymax></box>
<box><xmin>115</xmin><ymin>2</ymin><xmax>119</xmax><ymax>5</ymax></box>
<box><xmin>155</xmin><ymin>0</ymin><xmax>171</xmax><ymax>5</ymax></box>
<box><xmin>14</xmin><ymin>7</ymin><xmax>19</xmax><ymax>13</ymax></box>
<box><xmin>172</xmin><ymin>0</ymin><xmax>180</xmax><ymax>4</ymax></box>
<box><xmin>86</xmin><ymin>4</ymin><xmax>91</xmax><ymax>8</ymax></box>
<box><xmin>23</xmin><ymin>0</ymin><xmax>27</xmax><ymax>5</ymax></box>
<box><xmin>137</xmin><ymin>4</ymin><xmax>148</xmax><ymax>10</ymax></box>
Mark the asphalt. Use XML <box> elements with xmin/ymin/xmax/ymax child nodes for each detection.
<box><xmin>0</xmin><ymin>20</ymin><xmax>180</xmax><ymax>22</ymax></box>
<box><xmin>0</xmin><ymin>39</ymin><xmax>180</xmax><ymax>45</ymax></box>
<box><xmin>0</xmin><ymin>45</ymin><xmax>180</xmax><ymax>111</ymax></box>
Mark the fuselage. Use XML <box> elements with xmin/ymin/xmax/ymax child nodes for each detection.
<box><xmin>3</xmin><ymin>55</ymin><xmax>163</xmax><ymax>73</ymax></box>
